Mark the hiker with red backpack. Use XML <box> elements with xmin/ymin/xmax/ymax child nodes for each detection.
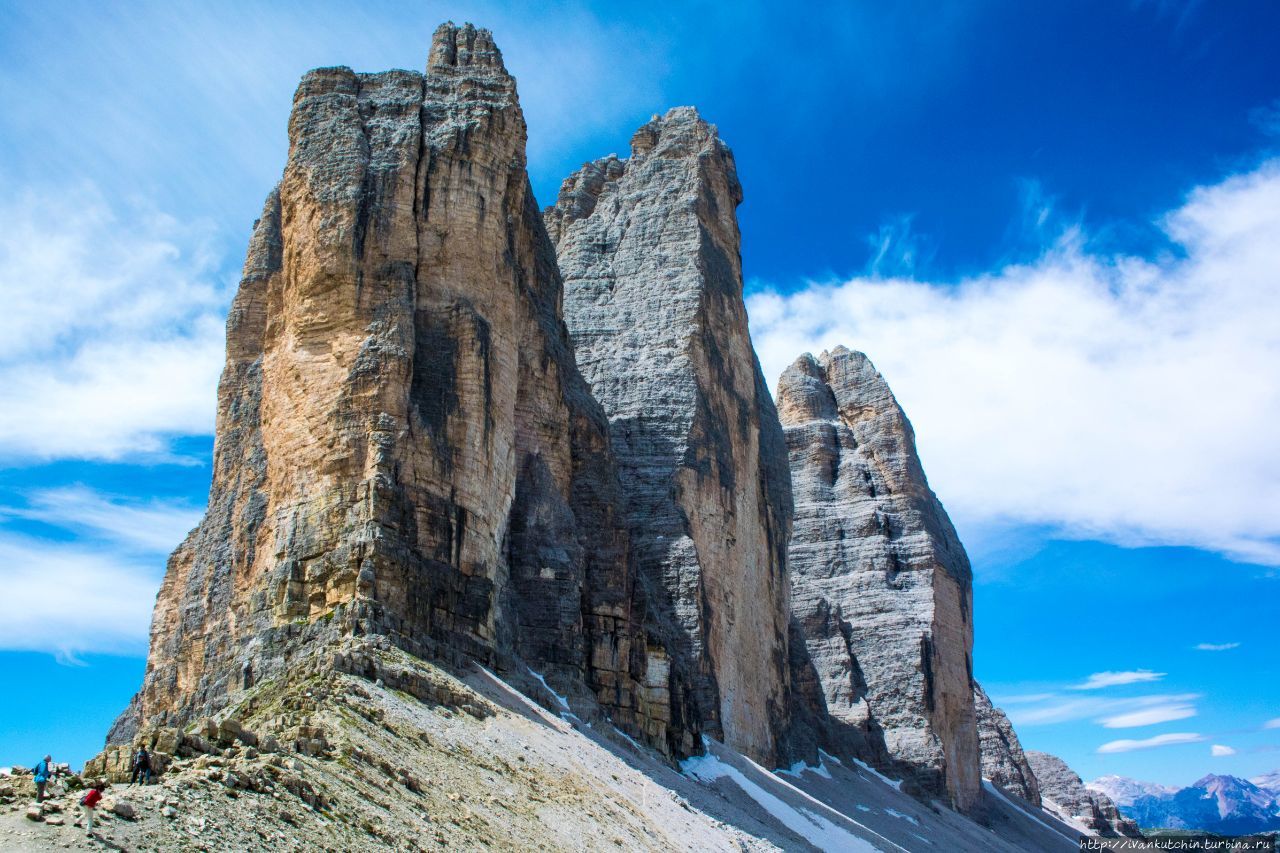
<box><xmin>80</xmin><ymin>782</ymin><xmax>103</xmax><ymax>836</ymax></box>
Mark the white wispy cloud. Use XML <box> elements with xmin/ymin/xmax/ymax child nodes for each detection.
<box><xmin>1097</xmin><ymin>733</ymin><xmax>1203</xmax><ymax>754</ymax></box>
<box><xmin>747</xmin><ymin>159</ymin><xmax>1280</xmax><ymax>566</ymax></box>
<box><xmin>1264</xmin><ymin>719</ymin><xmax>1280</xmax><ymax>730</ymax></box>
<box><xmin>1211</xmin><ymin>744</ymin><xmax>1236</xmax><ymax>757</ymax></box>
<box><xmin>1100</xmin><ymin>704</ymin><xmax>1197</xmax><ymax>729</ymax></box>
<box><xmin>1193</xmin><ymin>642</ymin><xmax>1241</xmax><ymax>652</ymax></box>
<box><xmin>3</xmin><ymin>487</ymin><xmax>202</xmax><ymax>554</ymax></box>
<box><xmin>1073</xmin><ymin>670</ymin><xmax>1166</xmax><ymax>690</ymax></box>
<box><xmin>1000</xmin><ymin>692</ymin><xmax>1201</xmax><ymax>727</ymax></box>
<box><xmin>0</xmin><ymin>186</ymin><xmax>229</xmax><ymax>461</ymax></box>
<box><xmin>0</xmin><ymin>534</ymin><xmax>159</xmax><ymax>659</ymax></box>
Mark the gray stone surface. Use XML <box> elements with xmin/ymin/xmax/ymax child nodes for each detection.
<box><xmin>975</xmin><ymin>682</ymin><xmax>1041</xmax><ymax>805</ymax></box>
<box><xmin>776</xmin><ymin>346</ymin><xmax>981</xmax><ymax>811</ymax></box>
<box><xmin>547</xmin><ymin>108</ymin><xmax>796</xmax><ymax>767</ymax></box>
<box><xmin>113</xmin><ymin>23</ymin><xmax>689</xmax><ymax>758</ymax></box>
<box><xmin>1027</xmin><ymin>750</ymin><xmax>1143</xmax><ymax>837</ymax></box>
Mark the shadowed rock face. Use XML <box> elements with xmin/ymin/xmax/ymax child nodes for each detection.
<box><xmin>776</xmin><ymin>347</ymin><xmax>981</xmax><ymax>811</ymax></box>
<box><xmin>546</xmin><ymin>108</ymin><xmax>796</xmax><ymax>767</ymax></box>
<box><xmin>114</xmin><ymin>23</ymin><xmax>691</xmax><ymax>757</ymax></box>
<box><xmin>975</xmin><ymin>682</ymin><xmax>1041</xmax><ymax>806</ymax></box>
<box><xmin>1027</xmin><ymin>750</ymin><xmax>1143</xmax><ymax>838</ymax></box>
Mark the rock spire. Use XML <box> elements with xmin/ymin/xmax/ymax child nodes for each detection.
<box><xmin>547</xmin><ymin>107</ymin><xmax>796</xmax><ymax>766</ymax></box>
<box><xmin>114</xmin><ymin>22</ymin><xmax>689</xmax><ymax>757</ymax></box>
<box><xmin>776</xmin><ymin>346</ymin><xmax>981</xmax><ymax>810</ymax></box>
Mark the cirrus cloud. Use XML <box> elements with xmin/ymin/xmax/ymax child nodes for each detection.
<box><xmin>1073</xmin><ymin>670</ymin><xmax>1166</xmax><ymax>691</ymax></box>
<box><xmin>1097</xmin><ymin>733</ymin><xmax>1203</xmax><ymax>754</ymax></box>
<box><xmin>1099</xmin><ymin>704</ymin><xmax>1196</xmax><ymax>729</ymax></box>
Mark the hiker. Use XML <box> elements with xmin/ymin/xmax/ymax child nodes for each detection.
<box><xmin>129</xmin><ymin>746</ymin><xmax>152</xmax><ymax>786</ymax></box>
<box><xmin>32</xmin><ymin>754</ymin><xmax>52</xmax><ymax>802</ymax></box>
<box><xmin>80</xmin><ymin>782</ymin><xmax>103</xmax><ymax>836</ymax></box>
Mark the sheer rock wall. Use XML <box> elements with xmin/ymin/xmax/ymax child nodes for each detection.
<box><xmin>776</xmin><ymin>347</ymin><xmax>981</xmax><ymax>810</ymax></box>
<box><xmin>117</xmin><ymin>23</ymin><xmax>690</xmax><ymax>757</ymax></box>
<box><xmin>547</xmin><ymin>108</ymin><xmax>796</xmax><ymax>766</ymax></box>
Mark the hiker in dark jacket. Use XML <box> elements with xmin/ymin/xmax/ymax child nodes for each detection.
<box><xmin>32</xmin><ymin>755</ymin><xmax>52</xmax><ymax>802</ymax></box>
<box><xmin>129</xmin><ymin>746</ymin><xmax>152</xmax><ymax>785</ymax></box>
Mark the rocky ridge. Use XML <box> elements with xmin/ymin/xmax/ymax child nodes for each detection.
<box><xmin>11</xmin><ymin>642</ymin><xmax>1092</xmax><ymax>852</ymax></box>
<box><xmin>775</xmin><ymin>347</ymin><xmax>980</xmax><ymax>810</ymax></box>
<box><xmin>1027</xmin><ymin>750</ymin><xmax>1142</xmax><ymax>838</ymax></box>
<box><xmin>974</xmin><ymin>684</ymin><xmax>1042</xmax><ymax>806</ymax></box>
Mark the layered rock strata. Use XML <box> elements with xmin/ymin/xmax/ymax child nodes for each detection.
<box><xmin>547</xmin><ymin>108</ymin><xmax>795</xmax><ymax>766</ymax></box>
<box><xmin>975</xmin><ymin>682</ymin><xmax>1041</xmax><ymax>805</ymax></box>
<box><xmin>115</xmin><ymin>23</ymin><xmax>690</xmax><ymax>757</ymax></box>
<box><xmin>776</xmin><ymin>346</ymin><xmax>981</xmax><ymax>810</ymax></box>
<box><xmin>1027</xmin><ymin>750</ymin><xmax>1143</xmax><ymax>838</ymax></box>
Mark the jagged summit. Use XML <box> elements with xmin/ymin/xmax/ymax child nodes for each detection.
<box><xmin>427</xmin><ymin>21</ymin><xmax>506</xmax><ymax>71</ymax></box>
<box><xmin>546</xmin><ymin>106</ymin><xmax>740</xmax><ymax>248</ymax></box>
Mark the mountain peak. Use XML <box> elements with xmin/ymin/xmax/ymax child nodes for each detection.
<box><xmin>428</xmin><ymin>21</ymin><xmax>505</xmax><ymax>72</ymax></box>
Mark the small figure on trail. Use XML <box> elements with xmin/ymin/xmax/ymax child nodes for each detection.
<box><xmin>32</xmin><ymin>754</ymin><xmax>52</xmax><ymax>802</ymax></box>
<box><xmin>80</xmin><ymin>782</ymin><xmax>104</xmax><ymax>837</ymax></box>
<box><xmin>129</xmin><ymin>746</ymin><xmax>152</xmax><ymax>786</ymax></box>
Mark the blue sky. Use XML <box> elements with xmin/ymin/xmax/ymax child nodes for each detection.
<box><xmin>1</xmin><ymin>0</ymin><xmax>1277</xmax><ymax>788</ymax></box>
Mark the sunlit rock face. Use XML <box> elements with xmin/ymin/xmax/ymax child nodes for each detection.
<box><xmin>547</xmin><ymin>108</ymin><xmax>797</xmax><ymax>767</ymax></box>
<box><xmin>114</xmin><ymin>23</ymin><xmax>690</xmax><ymax>758</ymax></box>
<box><xmin>776</xmin><ymin>346</ymin><xmax>981</xmax><ymax>811</ymax></box>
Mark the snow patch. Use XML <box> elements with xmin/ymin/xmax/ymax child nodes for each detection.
<box><xmin>885</xmin><ymin>808</ymin><xmax>918</xmax><ymax>825</ymax></box>
<box><xmin>611</xmin><ymin>726</ymin><xmax>645</xmax><ymax>753</ymax></box>
<box><xmin>850</xmin><ymin>757</ymin><xmax>904</xmax><ymax>791</ymax></box>
<box><xmin>682</xmin><ymin>747</ymin><xmax>880</xmax><ymax>852</ymax></box>
<box><xmin>526</xmin><ymin>667</ymin><xmax>570</xmax><ymax>711</ymax></box>
<box><xmin>776</xmin><ymin>759</ymin><xmax>833</xmax><ymax>780</ymax></box>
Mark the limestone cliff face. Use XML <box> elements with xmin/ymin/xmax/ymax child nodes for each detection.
<box><xmin>776</xmin><ymin>347</ymin><xmax>981</xmax><ymax>810</ymax></box>
<box><xmin>975</xmin><ymin>682</ymin><xmax>1041</xmax><ymax>805</ymax></box>
<box><xmin>1027</xmin><ymin>751</ymin><xmax>1143</xmax><ymax>838</ymax></box>
<box><xmin>118</xmin><ymin>23</ymin><xmax>687</xmax><ymax>756</ymax></box>
<box><xmin>547</xmin><ymin>108</ymin><xmax>795</xmax><ymax>767</ymax></box>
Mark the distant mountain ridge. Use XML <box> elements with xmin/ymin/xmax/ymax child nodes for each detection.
<box><xmin>1090</xmin><ymin>771</ymin><xmax>1280</xmax><ymax>835</ymax></box>
<box><xmin>1088</xmin><ymin>774</ymin><xmax>1177</xmax><ymax>807</ymax></box>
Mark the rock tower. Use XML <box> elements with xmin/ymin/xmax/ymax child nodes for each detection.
<box><xmin>547</xmin><ymin>108</ymin><xmax>796</xmax><ymax>765</ymax></box>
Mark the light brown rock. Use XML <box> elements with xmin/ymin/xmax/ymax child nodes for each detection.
<box><xmin>113</xmin><ymin>22</ymin><xmax>685</xmax><ymax>758</ymax></box>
